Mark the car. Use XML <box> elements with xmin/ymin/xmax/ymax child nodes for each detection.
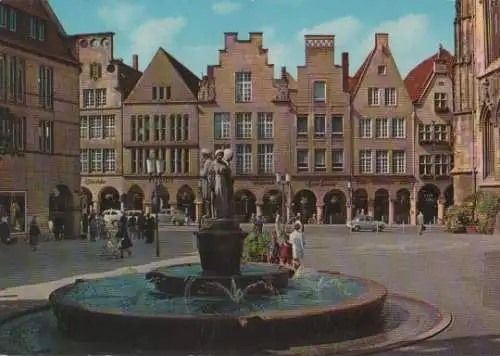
<box><xmin>346</xmin><ymin>215</ymin><xmax>385</xmax><ymax>232</ymax></box>
<box><xmin>101</xmin><ymin>209</ymin><xmax>123</xmax><ymax>226</ymax></box>
<box><xmin>157</xmin><ymin>208</ymin><xmax>187</xmax><ymax>226</ymax></box>
<box><xmin>124</xmin><ymin>210</ymin><xmax>142</xmax><ymax>221</ymax></box>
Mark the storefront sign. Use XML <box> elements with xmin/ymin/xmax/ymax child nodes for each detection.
<box><xmin>84</xmin><ymin>178</ymin><xmax>106</xmax><ymax>185</ymax></box>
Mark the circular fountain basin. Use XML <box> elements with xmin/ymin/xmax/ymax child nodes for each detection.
<box><xmin>145</xmin><ymin>263</ymin><xmax>291</xmax><ymax>296</ymax></box>
<box><xmin>48</xmin><ymin>267</ymin><xmax>388</xmax><ymax>347</ymax></box>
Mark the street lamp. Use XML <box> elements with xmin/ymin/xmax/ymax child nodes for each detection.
<box><xmin>146</xmin><ymin>155</ymin><xmax>166</xmax><ymax>257</ymax></box>
<box><xmin>275</xmin><ymin>173</ymin><xmax>291</xmax><ymax>224</ymax></box>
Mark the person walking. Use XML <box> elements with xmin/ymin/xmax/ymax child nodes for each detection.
<box><xmin>417</xmin><ymin>211</ymin><xmax>425</xmax><ymax>235</ymax></box>
<box><xmin>289</xmin><ymin>222</ymin><xmax>305</xmax><ymax>269</ymax></box>
<box><xmin>28</xmin><ymin>216</ymin><xmax>41</xmax><ymax>251</ymax></box>
<box><xmin>117</xmin><ymin>215</ymin><xmax>132</xmax><ymax>258</ymax></box>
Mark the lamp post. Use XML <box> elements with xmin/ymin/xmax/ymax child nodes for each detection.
<box><xmin>146</xmin><ymin>155</ymin><xmax>166</xmax><ymax>257</ymax></box>
<box><xmin>275</xmin><ymin>173</ymin><xmax>291</xmax><ymax>224</ymax></box>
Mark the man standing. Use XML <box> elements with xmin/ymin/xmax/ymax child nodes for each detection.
<box><xmin>417</xmin><ymin>211</ymin><xmax>425</xmax><ymax>235</ymax></box>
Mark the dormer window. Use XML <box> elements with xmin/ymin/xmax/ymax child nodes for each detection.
<box><xmin>377</xmin><ymin>65</ymin><xmax>387</xmax><ymax>75</ymax></box>
<box><xmin>0</xmin><ymin>5</ymin><xmax>17</xmax><ymax>32</ymax></box>
<box><xmin>29</xmin><ymin>16</ymin><xmax>45</xmax><ymax>41</ymax></box>
<box><xmin>89</xmin><ymin>63</ymin><xmax>102</xmax><ymax>79</ymax></box>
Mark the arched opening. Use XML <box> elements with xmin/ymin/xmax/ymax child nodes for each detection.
<box><xmin>176</xmin><ymin>185</ymin><xmax>195</xmax><ymax>221</ymax></box>
<box><xmin>395</xmin><ymin>189</ymin><xmax>411</xmax><ymax>224</ymax></box>
<box><xmin>292</xmin><ymin>190</ymin><xmax>316</xmax><ymax>222</ymax></box>
<box><xmin>444</xmin><ymin>185</ymin><xmax>454</xmax><ymax>208</ymax></box>
<box><xmin>323</xmin><ymin>190</ymin><xmax>346</xmax><ymax>224</ymax></box>
<box><xmin>49</xmin><ymin>185</ymin><xmax>74</xmax><ymax>239</ymax></box>
<box><xmin>417</xmin><ymin>184</ymin><xmax>440</xmax><ymax>224</ymax></box>
<box><xmin>483</xmin><ymin>108</ymin><xmax>495</xmax><ymax>178</ymax></box>
<box><xmin>352</xmin><ymin>188</ymin><xmax>368</xmax><ymax>218</ymax></box>
<box><xmin>234</xmin><ymin>190</ymin><xmax>256</xmax><ymax>222</ymax></box>
<box><xmin>374</xmin><ymin>189</ymin><xmax>389</xmax><ymax>222</ymax></box>
<box><xmin>79</xmin><ymin>187</ymin><xmax>93</xmax><ymax>215</ymax></box>
<box><xmin>262</xmin><ymin>189</ymin><xmax>282</xmax><ymax>223</ymax></box>
<box><xmin>125</xmin><ymin>185</ymin><xmax>144</xmax><ymax>211</ymax></box>
<box><xmin>98</xmin><ymin>186</ymin><xmax>120</xmax><ymax>212</ymax></box>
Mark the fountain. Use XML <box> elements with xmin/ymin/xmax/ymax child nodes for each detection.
<box><xmin>0</xmin><ymin>149</ymin><xmax>452</xmax><ymax>354</ymax></box>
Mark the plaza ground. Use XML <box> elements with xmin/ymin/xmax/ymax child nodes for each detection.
<box><xmin>1</xmin><ymin>225</ymin><xmax>500</xmax><ymax>355</ymax></box>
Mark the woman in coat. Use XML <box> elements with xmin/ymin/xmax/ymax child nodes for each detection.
<box><xmin>28</xmin><ymin>216</ymin><xmax>41</xmax><ymax>251</ymax></box>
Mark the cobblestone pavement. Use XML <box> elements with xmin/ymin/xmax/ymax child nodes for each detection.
<box><xmin>1</xmin><ymin>227</ymin><xmax>500</xmax><ymax>355</ymax></box>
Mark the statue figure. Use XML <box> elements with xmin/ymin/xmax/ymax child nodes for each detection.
<box><xmin>199</xmin><ymin>148</ymin><xmax>212</xmax><ymax>218</ymax></box>
<box><xmin>208</xmin><ymin>149</ymin><xmax>234</xmax><ymax>219</ymax></box>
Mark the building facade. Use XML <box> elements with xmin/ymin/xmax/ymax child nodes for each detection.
<box><xmin>0</xmin><ymin>0</ymin><xmax>80</xmax><ymax>238</ymax></box>
<box><xmin>76</xmin><ymin>32</ymin><xmax>141</xmax><ymax>214</ymax></box>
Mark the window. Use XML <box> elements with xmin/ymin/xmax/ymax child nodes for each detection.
<box><xmin>434</xmin><ymin>124</ymin><xmax>448</xmax><ymax>142</ymax></box>
<box><xmin>29</xmin><ymin>16</ymin><xmax>45</xmax><ymax>40</ymax></box>
<box><xmin>236</xmin><ymin>144</ymin><xmax>252</xmax><ymax>174</ymax></box>
<box><xmin>90</xmin><ymin>149</ymin><xmax>102</xmax><ymax>173</ymax></box>
<box><xmin>130</xmin><ymin>148</ymin><xmax>148</xmax><ymax>174</ymax></box>
<box><xmin>235</xmin><ymin>72</ymin><xmax>252</xmax><ymax>102</ymax></box>
<box><xmin>434</xmin><ymin>93</ymin><xmax>448</xmax><ymax>110</ymax></box>
<box><xmin>95</xmin><ymin>89</ymin><xmax>106</xmax><ymax>106</ymax></box>
<box><xmin>257</xmin><ymin>112</ymin><xmax>273</xmax><ymax>139</ymax></box>
<box><xmin>297</xmin><ymin>150</ymin><xmax>309</xmax><ymax>172</ymax></box>
<box><xmin>377</xmin><ymin>65</ymin><xmax>387</xmax><ymax>75</ymax></box>
<box><xmin>182</xmin><ymin>114</ymin><xmax>189</xmax><ymax>140</ymax></box>
<box><xmin>214</xmin><ymin>112</ymin><xmax>230</xmax><ymax>139</ymax></box>
<box><xmin>375</xmin><ymin>150</ymin><xmax>389</xmax><ymax>174</ymax></box>
<box><xmin>89</xmin><ymin>116</ymin><xmax>103</xmax><ymax>139</ymax></box>
<box><xmin>143</xmin><ymin>115</ymin><xmax>150</xmax><ymax>141</ymax></box>
<box><xmin>359</xmin><ymin>150</ymin><xmax>372</xmax><ymax>174</ymax></box>
<box><xmin>391</xmin><ymin>118</ymin><xmax>405</xmax><ymax>138</ymax></box>
<box><xmin>359</xmin><ymin>118</ymin><xmax>372</xmax><ymax>138</ymax></box>
<box><xmin>313</xmin><ymin>81</ymin><xmax>326</xmax><ymax>102</ymax></box>
<box><xmin>0</xmin><ymin>54</ymin><xmax>5</xmax><ymax>100</ymax></box>
<box><xmin>314</xmin><ymin>149</ymin><xmax>326</xmax><ymax>171</ymax></box>
<box><xmin>103</xmin><ymin>115</ymin><xmax>115</xmax><ymax>138</ymax></box>
<box><xmin>418</xmin><ymin>124</ymin><xmax>432</xmax><ymax>142</ymax></box>
<box><xmin>331</xmin><ymin>116</ymin><xmax>343</xmax><ymax>135</ymax></box>
<box><xmin>159</xmin><ymin>87</ymin><xmax>165</xmax><ymax>100</ymax></box>
<box><xmin>435</xmin><ymin>154</ymin><xmax>451</xmax><ymax>176</ymax></box>
<box><xmin>384</xmin><ymin>88</ymin><xmax>397</xmax><ymax>106</ymax></box>
<box><xmin>169</xmin><ymin>148</ymin><xmax>190</xmax><ymax>173</ymax></box>
<box><xmin>235</xmin><ymin>112</ymin><xmax>252</xmax><ymax>138</ymax></box>
<box><xmin>89</xmin><ymin>62</ymin><xmax>102</xmax><ymax>79</ymax></box>
<box><xmin>314</xmin><ymin>114</ymin><xmax>326</xmax><ymax>137</ymax></box>
<box><xmin>153</xmin><ymin>115</ymin><xmax>167</xmax><ymax>141</ymax></box>
<box><xmin>103</xmin><ymin>149</ymin><xmax>116</xmax><ymax>173</ymax></box>
<box><xmin>8</xmin><ymin>56</ymin><xmax>25</xmax><ymax>103</ymax></box>
<box><xmin>419</xmin><ymin>155</ymin><xmax>433</xmax><ymax>176</ymax></box>
<box><xmin>38</xmin><ymin>120</ymin><xmax>54</xmax><ymax>153</ymax></box>
<box><xmin>368</xmin><ymin>88</ymin><xmax>380</xmax><ymax>106</ymax></box>
<box><xmin>3</xmin><ymin>116</ymin><xmax>26</xmax><ymax>153</ymax></box>
<box><xmin>169</xmin><ymin>114</ymin><xmax>185</xmax><ymax>141</ymax></box>
<box><xmin>80</xmin><ymin>149</ymin><xmax>89</xmax><ymax>173</ymax></box>
<box><xmin>392</xmin><ymin>151</ymin><xmax>406</xmax><ymax>174</ymax></box>
<box><xmin>80</xmin><ymin>116</ymin><xmax>88</xmax><ymax>139</ymax></box>
<box><xmin>332</xmin><ymin>149</ymin><xmax>343</xmax><ymax>170</ymax></box>
<box><xmin>0</xmin><ymin>6</ymin><xmax>16</xmax><ymax>32</ymax></box>
<box><xmin>82</xmin><ymin>89</ymin><xmax>106</xmax><ymax>107</ymax></box>
<box><xmin>257</xmin><ymin>144</ymin><xmax>274</xmax><ymax>174</ymax></box>
<box><xmin>296</xmin><ymin>116</ymin><xmax>308</xmax><ymax>137</ymax></box>
<box><xmin>152</xmin><ymin>86</ymin><xmax>157</xmax><ymax>100</ymax></box>
<box><xmin>375</xmin><ymin>118</ymin><xmax>389</xmax><ymax>138</ymax></box>
<box><xmin>38</xmin><ymin>65</ymin><xmax>53</xmax><ymax>108</ymax></box>
<box><xmin>166</xmin><ymin>86</ymin><xmax>171</xmax><ymax>99</ymax></box>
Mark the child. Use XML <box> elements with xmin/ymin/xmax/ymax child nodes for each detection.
<box><xmin>279</xmin><ymin>233</ymin><xmax>293</xmax><ymax>266</ymax></box>
<box><xmin>268</xmin><ymin>231</ymin><xmax>280</xmax><ymax>264</ymax></box>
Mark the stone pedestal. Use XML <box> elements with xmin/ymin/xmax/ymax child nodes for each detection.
<box><xmin>196</xmin><ymin>219</ymin><xmax>246</xmax><ymax>276</ymax></box>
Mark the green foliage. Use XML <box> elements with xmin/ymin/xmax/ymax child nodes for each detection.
<box><xmin>444</xmin><ymin>205</ymin><xmax>470</xmax><ymax>233</ymax></box>
<box><xmin>242</xmin><ymin>231</ymin><xmax>270</xmax><ymax>263</ymax></box>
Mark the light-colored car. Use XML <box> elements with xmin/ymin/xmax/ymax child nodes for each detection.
<box><xmin>346</xmin><ymin>215</ymin><xmax>385</xmax><ymax>232</ymax></box>
<box><xmin>124</xmin><ymin>210</ymin><xmax>142</xmax><ymax>221</ymax></box>
<box><xmin>101</xmin><ymin>209</ymin><xmax>123</xmax><ymax>226</ymax></box>
<box><xmin>157</xmin><ymin>208</ymin><xmax>187</xmax><ymax>225</ymax></box>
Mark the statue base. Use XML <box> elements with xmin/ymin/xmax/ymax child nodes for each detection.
<box><xmin>196</xmin><ymin>218</ymin><xmax>246</xmax><ymax>276</ymax></box>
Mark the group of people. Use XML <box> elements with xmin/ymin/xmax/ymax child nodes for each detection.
<box><xmin>266</xmin><ymin>215</ymin><xmax>306</xmax><ymax>270</ymax></box>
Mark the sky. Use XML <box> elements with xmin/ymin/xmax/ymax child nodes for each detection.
<box><xmin>49</xmin><ymin>0</ymin><xmax>456</xmax><ymax>77</ymax></box>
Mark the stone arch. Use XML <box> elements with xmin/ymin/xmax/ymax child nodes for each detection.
<box><xmin>323</xmin><ymin>190</ymin><xmax>346</xmax><ymax>224</ymax></box>
<box><xmin>374</xmin><ymin>189</ymin><xmax>389</xmax><ymax>222</ymax></box>
<box><xmin>98</xmin><ymin>186</ymin><xmax>120</xmax><ymax>212</ymax></box>
<box><xmin>234</xmin><ymin>189</ymin><xmax>256</xmax><ymax>222</ymax></box>
<box><xmin>417</xmin><ymin>184</ymin><xmax>440</xmax><ymax>224</ymax></box>
<box><xmin>176</xmin><ymin>185</ymin><xmax>196</xmax><ymax>220</ymax></box>
<box><xmin>49</xmin><ymin>185</ymin><xmax>74</xmax><ymax>239</ymax></box>
<box><xmin>481</xmin><ymin>105</ymin><xmax>495</xmax><ymax>178</ymax></box>
<box><xmin>352</xmin><ymin>188</ymin><xmax>368</xmax><ymax>218</ymax></box>
<box><xmin>444</xmin><ymin>185</ymin><xmax>454</xmax><ymax>208</ymax></box>
<box><xmin>292</xmin><ymin>189</ymin><xmax>316</xmax><ymax>222</ymax></box>
<box><xmin>395</xmin><ymin>189</ymin><xmax>411</xmax><ymax>224</ymax></box>
<box><xmin>79</xmin><ymin>187</ymin><xmax>93</xmax><ymax>214</ymax></box>
<box><xmin>262</xmin><ymin>189</ymin><xmax>282</xmax><ymax>223</ymax></box>
<box><xmin>126</xmin><ymin>184</ymin><xmax>144</xmax><ymax>211</ymax></box>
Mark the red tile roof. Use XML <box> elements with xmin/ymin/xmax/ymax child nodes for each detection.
<box><xmin>404</xmin><ymin>46</ymin><xmax>453</xmax><ymax>102</ymax></box>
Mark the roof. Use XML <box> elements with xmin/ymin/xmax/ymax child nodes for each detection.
<box><xmin>404</xmin><ymin>46</ymin><xmax>453</xmax><ymax>102</ymax></box>
<box><xmin>348</xmin><ymin>49</ymin><xmax>376</xmax><ymax>94</ymax></box>
<box><xmin>159</xmin><ymin>48</ymin><xmax>200</xmax><ymax>96</ymax></box>
<box><xmin>116</xmin><ymin>61</ymin><xmax>142</xmax><ymax>99</ymax></box>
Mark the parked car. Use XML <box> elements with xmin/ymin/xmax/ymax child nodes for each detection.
<box><xmin>124</xmin><ymin>210</ymin><xmax>142</xmax><ymax>221</ymax></box>
<box><xmin>346</xmin><ymin>215</ymin><xmax>385</xmax><ymax>232</ymax></box>
<box><xmin>101</xmin><ymin>209</ymin><xmax>122</xmax><ymax>226</ymax></box>
<box><xmin>157</xmin><ymin>208</ymin><xmax>187</xmax><ymax>226</ymax></box>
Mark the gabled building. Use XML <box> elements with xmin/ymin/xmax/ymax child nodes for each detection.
<box><xmin>123</xmin><ymin>48</ymin><xmax>200</xmax><ymax>219</ymax></box>
<box><xmin>198</xmin><ymin>32</ymin><xmax>295</xmax><ymax>222</ymax></box>
<box><xmin>0</xmin><ymin>0</ymin><xmax>80</xmax><ymax>238</ymax></box>
<box><xmin>349</xmin><ymin>33</ymin><xmax>415</xmax><ymax>225</ymax></box>
<box><xmin>75</xmin><ymin>32</ymin><xmax>141</xmax><ymax>214</ymax></box>
<box><xmin>405</xmin><ymin>45</ymin><xmax>454</xmax><ymax>224</ymax></box>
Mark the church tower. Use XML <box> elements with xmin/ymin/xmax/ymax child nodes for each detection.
<box><xmin>452</xmin><ymin>0</ymin><xmax>476</xmax><ymax>203</ymax></box>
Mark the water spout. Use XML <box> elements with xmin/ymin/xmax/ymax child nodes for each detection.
<box><xmin>202</xmin><ymin>278</ymin><xmax>278</xmax><ymax>304</ymax></box>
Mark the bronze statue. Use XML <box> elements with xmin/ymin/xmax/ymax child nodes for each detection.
<box><xmin>199</xmin><ymin>148</ymin><xmax>213</xmax><ymax>218</ymax></box>
<box><xmin>208</xmin><ymin>149</ymin><xmax>234</xmax><ymax>219</ymax></box>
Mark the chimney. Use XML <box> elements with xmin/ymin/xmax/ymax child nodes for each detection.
<box><xmin>341</xmin><ymin>52</ymin><xmax>349</xmax><ymax>92</ymax></box>
<box><xmin>375</xmin><ymin>33</ymin><xmax>389</xmax><ymax>49</ymax></box>
<box><xmin>304</xmin><ymin>35</ymin><xmax>334</xmax><ymax>66</ymax></box>
<box><xmin>132</xmin><ymin>54</ymin><xmax>138</xmax><ymax>70</ymax></box>
<box><xmin>281</xmin><ymin>66</ymin><xmax>287</xmax><ymax>80</ymax></box>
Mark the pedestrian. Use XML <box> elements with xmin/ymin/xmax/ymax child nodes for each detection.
<box><xmin>268</xmin><ymin>231</ymin><xmax>280</xmax><ymax>264</ymax></box>
<box><xmin>128</xmin><ymin>214</ymin><xmax>137</xmax><ymax>240</ymax></box>
<box><xmin>137</xmin><ymin>213</ymin><xmax>146</xmax><ymax>240</ymax></box>
<box><xmin>117</xmin><ymin>215</ymin><xmax>132</xmax><ymax>258</ymax></box>
<box><xmin>289</xmin><ymin>222</ymin><xmax>305</xmax><ymax>270</ymax></box>
<box><xmin>80</xmin><ymin>213</ymin><xmax>88</xmax><ymax>240</ymax></box>
<box><xmin>255</xmin><ymin>215</ymin><xmax>264</xmax><ymax>235</ymax></box>
<box><xmin>417</xmin><ymin>211</ymin><xmax>426</xmax><ymax>235</ymax></box>
<box><xmin>28</xmin><ymin>216</ymin><xmax>41</xmax><ymax>251</ymax></box>
<box><xmin>145</xmin><ymin>214</ymin><xmax>155</xmax><ymax>244</ymax></box>
<box><xmin>279</xmin><ymin>233</ymin><xmax>293</xmax><ymax>267</ymax></box>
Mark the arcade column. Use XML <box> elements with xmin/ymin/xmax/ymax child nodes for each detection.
<box><xmin>437</xmin><ymin>195</ymin><xmax>445</xmax><ymax>224</ymax></box>
<box><xmin>368</xmin><ymin>199</ymin><xmax>375</xmax><ymax>217</ymax></box>
<box><xmin>316</xmin><ymin>205</ymin><xmax>323</xmax><ymax>224</ymax></box>
<box><xmin>388</xmin><ymin>198</ymin><xmax>395</xmax><ymax>225</ymax></box>
<box><xmin>410</xmin><ymin>198</ymin><xmax>417</xmax><ymax>225</ymax></box>
<box><xmin>256</xmin><ymin>202</ymin><xmax>262</xmax><ymax>217</ymax></box>
<box><xmin>195</xmin><ymin>200</ymin><xmax>202</xmax><ymax>223</ymax></box>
